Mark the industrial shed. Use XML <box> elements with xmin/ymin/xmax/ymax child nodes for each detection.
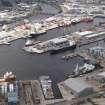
<box><xmin>96</xmin><ymin>72</ymin><xmax>105</xmax><ymax>83</ymax></box>
<box><xmin>63</xmin><ymin>78</ymin><xmax>94</xmax><ymax>97</ymax></box>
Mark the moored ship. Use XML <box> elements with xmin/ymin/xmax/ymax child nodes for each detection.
<box><xmin>50</xmin><ymin>39</ymin><xmax>76</xmax><ymax>54</ymax></box>
<box><xmin>25</xmin><ymin>38</ymin><xmax>34</xmax><ymax>46</ymax></box>
<box><xmin>39</xmin><ymin>76</ymin><xmax>54</xmax><ymax>99</ymax></box>
<box><xmin>69</xmin><ymin>63</ymin><xmax>95</xmax><ymax>78</ymax></box>
<box><xmin>24</xmin><ymin>35</ymin><xmax>76</xmax><ymax>54</ymax></box>
<box><xmin>30</xmin><ymin>29</ymin><xmax>47</xmax><ymax>37</ymax></box>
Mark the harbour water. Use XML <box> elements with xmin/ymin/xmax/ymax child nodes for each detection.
<box><xmin>0</xmin><ymin>15</ymin><xmax>105</xmax><ymax>98</ymax></box>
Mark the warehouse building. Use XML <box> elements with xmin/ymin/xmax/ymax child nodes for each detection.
<box><xmin>95</xmin><ymin>72</ymin><xmax>105</xmax><ymax>83</ymax></box>
<box><xmin>63</xmin><ymin>78</ymin><xmax>94</xmax><ymax>98</ymax></box>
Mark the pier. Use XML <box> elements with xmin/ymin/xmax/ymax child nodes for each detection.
<box><xmin>62</xmin><ymin>50</ymin><xmax>91</xmax><ymax>60</ymax></box>
<box><xmin>0</xmin><ymin>79</ymin><xmax>65</xmax><ymax>105</ymax></box>
<box><xmin>19</xmin><ymin>80</ymin><xmax>46</xmax><ymax>105</ymax></box>
<box><xmin>0</xmin><ymin>80</ymin><xmax>46</xmax><ymax>105</ymax></box>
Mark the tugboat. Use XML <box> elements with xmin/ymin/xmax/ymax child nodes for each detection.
<box><xmin>25</xmin><ymin>38</ymin><xmax>34</xmax><ymax>46</ymax></box>
<box><xmin>39</xmin><ymin>76</ymin><xmax>54</xmax><ymax>99</ymax></box>
<box><xmin>30</xmin><ymin>24</ymin><xmax>47</xmax><ymax>37</ymax></box>
<box><xmin>30</xmin><ymin>29</ymin><xmax>47</xmax><ymax>37</ymax></box>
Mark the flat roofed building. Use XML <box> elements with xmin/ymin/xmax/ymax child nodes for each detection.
<box><xmin>96</xmin><ymin>72</ymin><xmax>105</xmax><ymax>83</ymax></box>
<box><xmin>63</xmin><ymin>78</ymin><xmax>94</xmax><ymax>97</ymax></box>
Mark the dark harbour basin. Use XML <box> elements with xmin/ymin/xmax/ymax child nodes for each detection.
<box><xmin>0</xmin><ymin>39</ymin><xmax>84</xmax><ymax>98</ymax></box>
<box><xmin>0</xmin><ymin>17</ymin><xmax>105</xmax><ymax>98</ymax></box>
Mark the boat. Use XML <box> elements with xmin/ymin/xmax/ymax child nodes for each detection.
<box><xmin>30</xmin><ymin>28</ymin><xmax>47</xmax><ymax>37</ymax></box>
<box><xmin>24</xmin><ymin>35</ymin><xmax>76</xmax><ymax>54</ymax></box>
<box><xmin>71</xmin><ymin>20</ymin><xmax>79</xmax><ymax>25</ymax></box>
<box><xmin>24</xmin><ymin>41</ymin><xmax>41</xmax><ymax>53</ymax></box>
<box><xmin>69</xmin><ymin>63</ymin><xmax>95</xmax><ymax>78</ymax></box>
<box><xmin>71</xmin><ymin>18</ymin><xmax>81</xmax><ymax>25</ymax></box>
<box><xmin>25</xmin><ymin>38</ymin><xmax>34</xmax><ymax>46</ymax></box>
<box><xmin>39</xmin><ymin>76</ymin><xmax>54</xmax><ymax>99</ymax></box>
<box><xmin>50</xmin><ymin>39</ymin><xmax>76</xmax><ymax>54</ymax></box>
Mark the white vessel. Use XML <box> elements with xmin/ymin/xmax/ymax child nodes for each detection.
<box><xmin>39</xmin><ymin>76</ymin><xmax>54</xmax><ymax>99</ymax></box>
<box><xmin>69</xmin><ymin>63</ymin><xmax>95</xmax><ymax>77</ymax></box>
<box><xmin>25</xmin><ymin>39</ymin><xmax>34</xmax><ymax>46</ymax></box>
<box><xmin>24</xmin><ymin>35</ymin><xmax>76</xmax><ymax>54</ymax></box>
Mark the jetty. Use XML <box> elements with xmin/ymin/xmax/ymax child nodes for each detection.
<box><xmin>62</xmin><ymin>50</ymin><xmax>91</xmax><ymax>60</ymax></box>
<box><xmin>0</xmin><ymin>80</ymin><xmax>46</xmax><ymax>105</ymax></box>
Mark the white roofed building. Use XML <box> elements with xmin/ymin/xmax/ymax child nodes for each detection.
<box><xmin>59</xmin><ymin>78</ymin><xmax>94</xmax><ymax>99</ymax></box>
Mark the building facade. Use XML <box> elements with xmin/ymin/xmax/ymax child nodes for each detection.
<box><xmin>63</xmin><ymin>78</ymin><xmax>94</xmax><ymax>97</ymax></box>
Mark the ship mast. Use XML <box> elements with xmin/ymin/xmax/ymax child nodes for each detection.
<box><xmin>74</xmin><ymin>63</ymin><xmax>79</xmax><ymax>75</ymax></box>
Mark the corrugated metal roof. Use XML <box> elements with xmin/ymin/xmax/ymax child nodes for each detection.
<box><xmin>64</xmin><ymin>78</ymin><xmax>92</xmax><ymax>93</ymax></box>
<box><xmin>86</xmin><ymin>31</ymin><xmax>105</xmax><ymax>38</ymax></box>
